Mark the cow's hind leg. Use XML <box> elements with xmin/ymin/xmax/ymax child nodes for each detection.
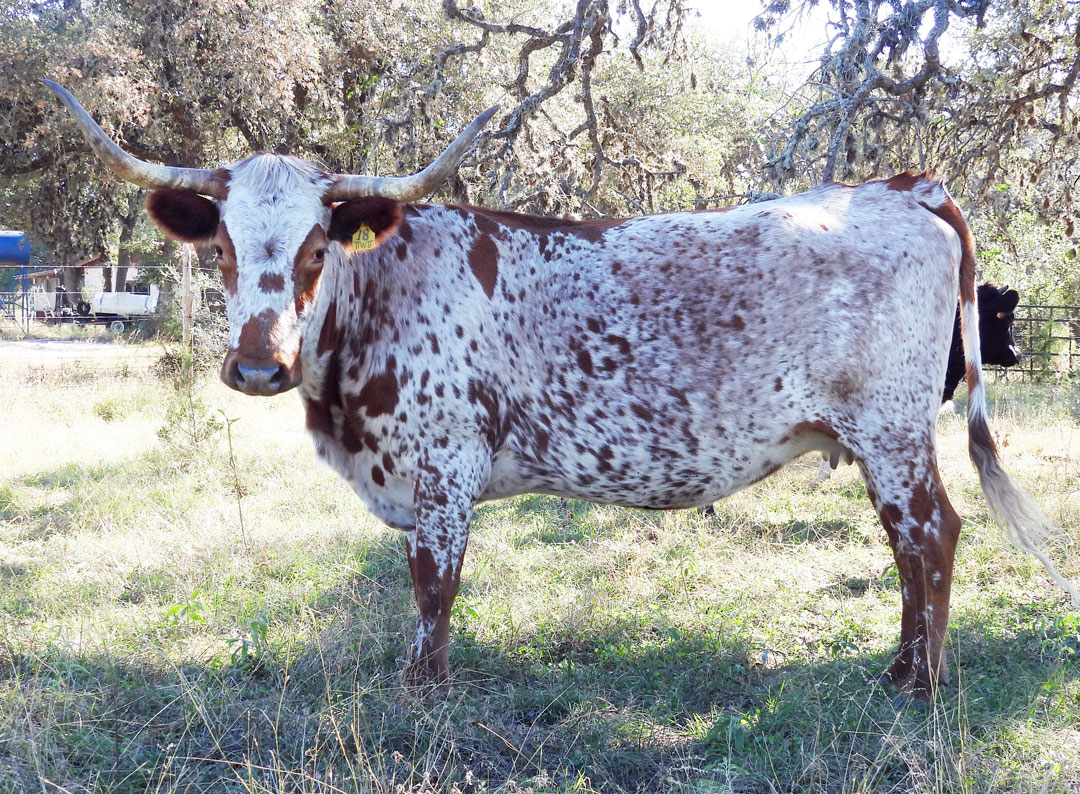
<box><xmin>858</xmin><ymin>443</ymin><xmax>961</xmax><ymax>699</ymax></box>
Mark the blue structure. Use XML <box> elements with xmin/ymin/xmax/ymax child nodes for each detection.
<box><xmin>0</xmin><ymin>231</ymin><xmax>31</xmax><ymax>328</ymax></box>
<box><xmin>0</xmin><ymin>231</ymin><xmax>30</xmax><ymax>266</ymax></box>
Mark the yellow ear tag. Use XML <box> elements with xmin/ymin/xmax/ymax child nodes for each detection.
<box><xmin>352</xmin><ymin>224</ymin><xmax>377</xmax><ymax>251</ymax></box>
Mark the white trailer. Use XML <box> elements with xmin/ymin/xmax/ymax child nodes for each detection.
<box><xmin>90</xmin><ymin>285</ymin><xmax>160</xmax><ymax>332</ymax></box>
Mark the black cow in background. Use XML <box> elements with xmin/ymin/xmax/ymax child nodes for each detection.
<box><xmin>943</xmin><ymin>283</ymin><xmax>1021</xmax><ymax>402</ymax></box>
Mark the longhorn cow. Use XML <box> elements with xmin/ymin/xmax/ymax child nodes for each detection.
<box><xmin>45</xmin><ymin>80</ymin><xmax>1078</xmax><ymax>699</ymax></box>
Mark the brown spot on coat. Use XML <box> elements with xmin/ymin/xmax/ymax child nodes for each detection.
<box><xmin>357</xmin><ymin>360</ymin><xmax>399</xmax><ymax>417</ymax></box>
<box><xmin>292</xmin><ymin>224</ymin><xmax>328</xmax><ymax>313</ymax></box>
<box><xmin>452</xmin><ymin>204</ymin><xmax>623</xmax><ymax>243</ymax></box>
<box><xmin>883</xmin><ymin>170</ymin><xmax>925</xmax><ymax>193</ymax></box>
<box><xmin>316</xmin><ymin>301</ymin><xmax>339</xmax><ymax>356</ymax></box>
<box><xmin>305</xmin><ymin>400</ymin><xmax>332</xmax><ymax>435</ymax></box>
<box><xmin>468</xmin><ymin>234</ymin><xmax>499</xmax><ymax>298</ymax></box>
<box><xmin>339</xmin><ymin>416</ymin><xmax>364</xmax><ymax>454</ymax></box>
<box><xmin>237</xmin><ymin>307</ymin><xmax>277</xmax><ymax>358</ymax></box>
<box><xmin>259</xmin><ymin>272</ymin><xmax>285</xmax><ymax>292</ymax></box>
<box><xmin>577</xmin><ymin>348</ymin><xmax>595</xmax><ymax>376</ymax></box>
<box><xmin>211</xmin><ymin>223</ymin><xmax>238</xmax><ymax>295</ymax></box>
<box><xmin>909</xmin><ymin>476</ymin><xmax>938</xmax><ymax>527</ymax></box>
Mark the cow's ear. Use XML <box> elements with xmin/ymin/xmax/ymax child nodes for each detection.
<box><xmin>146</xmin><ymin>189</ymin><xmax>220</xmax><ymax>242</ymax></box>
<box><xmin>997</xmin><ymin>288</ymin><xmax>1020</xmax><ymax>312</ymax></box>
<box><xmin>328</xmin><ymin>197</ymin><xmax>403</xmax><ymax>250</ymax></box>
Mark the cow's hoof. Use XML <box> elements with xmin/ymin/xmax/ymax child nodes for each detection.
<box><xmin>882</xmin><ymin>666</ymin><xmax>937</xmax><ymax>707</ymax></box>
<box><xmin>878</xmin><ymin>658</ymin><xmax>912</xmax><ymax>687</ymax></box>
<box><xmin>891</xmin><ymin>692</ymin><xmax>931</xmax><ymax>710</ymax></box>
<box><xmin>401</xmin><ymin>661</ymin><xmax>450</xmax><ymax>696</ymax></box>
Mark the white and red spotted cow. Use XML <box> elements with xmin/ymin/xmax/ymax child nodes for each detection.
<box><xmin>47</xmin><ymin>81</ymin><xmax>1078</xmax><ymax>699</ymax></box>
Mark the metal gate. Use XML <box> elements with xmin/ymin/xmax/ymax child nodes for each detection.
<box><xmin>991</xmin><ymin>303</ymin><xmax>1080</xmax><ymax>381</ymax></box>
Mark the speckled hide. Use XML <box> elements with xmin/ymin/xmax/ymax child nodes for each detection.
<box><xmin>306</xmin><ymin>188</ymin><xmax>958</xmax><ymax>523</ymax></box>
<box><xmin>143</xmin><ymin>167</ymin><xmax>1068</xmax><ymax>700</ymax></box>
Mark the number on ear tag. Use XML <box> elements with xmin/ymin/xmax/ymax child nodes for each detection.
<box><xmin>352</xmin><ymin>224</ymin><xmax>376</xmax><ymax>251</ymax></box>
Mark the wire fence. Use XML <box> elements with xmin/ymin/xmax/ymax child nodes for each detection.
<box><xmin>0</xmin><ymin>290</ymin><xmax>168</xmax><ymax>333</ymax></box>
<box><xmin>3</xmin><ymin>302</ymin><xmax>1080</xmax><ymax>392</ymax></box>
<box><xmin>0</xmin><ymin>340</ymin><xmax>165</xmax><ymax>391</ymax></box>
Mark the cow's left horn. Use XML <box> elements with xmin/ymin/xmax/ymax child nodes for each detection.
<box><xmin>323</xmin><ymin>105</ymin><xmax>499</xmax><ymax>203</ymax></box>
<box><xmin>43</xmin><ymin>80</ymin><xmax>226</xmax><ymax>199</ymax></box>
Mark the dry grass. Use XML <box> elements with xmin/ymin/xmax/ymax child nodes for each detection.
<box><xmin>1</xmin><ymin>357</ymin><xmax>1079</xmax><ymax>793</ymax></box>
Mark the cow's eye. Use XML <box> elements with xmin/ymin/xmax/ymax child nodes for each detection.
<box><xmin>213</xmin><ymin>245</ymin><xmax>224</xmax><ymax>258</ymax></box>
<box><xmin>313</xmin><ymin>248</ymin><xmax>325</xmax><ymax>262</ymax></box>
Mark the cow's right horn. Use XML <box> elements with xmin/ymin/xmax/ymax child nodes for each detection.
<box><xmin>323</xmin><ymin>105</ymin><xmax>499</xmax><ymax>203</ymax></box>
<box><xmin>43</xmin><ymin>80</ymin><xmax>226</xmax><ymax>199</ymax></box>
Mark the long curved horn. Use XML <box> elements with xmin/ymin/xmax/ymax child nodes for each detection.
<box><xmin>43</xmin><ymin>80</ymin><xmax>226</xmax><ymax>199</ymax></box>
<box><xmin>323</xmin><ymin>105</ymin><xmax>499</xmax><ymax>203</ymax></box>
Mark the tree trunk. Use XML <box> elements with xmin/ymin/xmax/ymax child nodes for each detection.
<box><xmin>115</xmin><ymin>253</ymin><xmax>130</xmax><ymax>291</ymax></box>
<box><xmin>60</xmin><ymin>265</ymin><xmax>84</xmax><ymax>294</ymax></box>
<box><xmin>115</xmin><ymin>192</ymin><xmax>141</xmax><ymax>291</ymax></box>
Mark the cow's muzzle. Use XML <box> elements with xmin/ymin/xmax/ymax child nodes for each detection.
<box><xmin>221</xmin><ymin>352</ymin><xmax>300</xmax><ymax>396</ymax></box>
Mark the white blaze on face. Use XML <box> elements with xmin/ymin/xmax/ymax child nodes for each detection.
<box><xmin>218</xmin><ymin>154</ymin><xmax>332</xmax><ymax>361</ymax></box>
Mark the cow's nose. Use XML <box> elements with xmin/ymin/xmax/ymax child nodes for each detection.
<box><xmin>1008</xmin><ymin>346</ymin><xmax>1021</xmax><ymax>366</ymax></box>
<box><xmin>222</xmin><ymin>359</ymin><xmax>290</xmax><ymax>395</ymax></box>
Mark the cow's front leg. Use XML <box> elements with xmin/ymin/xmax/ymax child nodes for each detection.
<box><xmin>401</xmin><ymin>456</ymin><xmax>486</xmax><ymax>690</ymax></box>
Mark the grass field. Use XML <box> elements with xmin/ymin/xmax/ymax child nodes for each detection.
<box><xmin>1</xmin><ymin>356</ymin><xmax>1079</xmax><ymax>793</ymax></box>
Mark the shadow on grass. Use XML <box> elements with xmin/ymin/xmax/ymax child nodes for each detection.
<box><xmin>488</xmin><ymin>494</ymin><xmax>614</xmax><ymax>545</ymax></box>
<box><xmin>492</xmin><ymin>491</ymin><xmax>874</xmax><ymax>549</ymax></box>
<box><xmin>4</xmin><ymin>533</ymin><xmax>1077</xmax><ymax>794</ymax></box>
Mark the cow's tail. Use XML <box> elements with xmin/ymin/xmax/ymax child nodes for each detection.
<box><xmin>912</xmin><ymin>173</ymin><xmax>1080</xmax><ymax>606</ymax></box>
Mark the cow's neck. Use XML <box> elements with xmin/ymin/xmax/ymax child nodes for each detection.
<box><xmin>299</xmin><ymin>242</ymin><xmax>395</xmax><ymax>407</ymax></box>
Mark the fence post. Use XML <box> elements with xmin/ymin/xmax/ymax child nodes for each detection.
<box><xmin>182</xmin><ymin>243</ymin><xmax>193</xmax><ymax>354</ymax></box>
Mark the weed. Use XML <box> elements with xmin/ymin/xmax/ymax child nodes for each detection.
<box><xmin>1038</xmin><ymin>611</ymin><xmax>1080</xmax><ymax>661</ymax></box>
<box><xmin>92</xmin><ymin>396</ymin><xmax>124</xmax><ymax>421</ymax></box>
<box><xmin>165</xmin><ymin>588</ymin><xmax>207</xmax><ymax>624</ymax></box>
<box><xmin>0</xmin><ymin>484</ymin><xmax>18</xmax><ymax>520</ymax></box>
<box><xmin>225</xmin><ymin>616</ymin><xmax>272</xmax><ymax>673</ymax></box>
<box><xmin>156</xmin><ymin>351</ymin><xmax>222</xmax><ymax>457</ymax></box>
<box><xmin>219</xmin><ymin>410</ymin><xmax>247</xmax><ymax>545</ymax></box>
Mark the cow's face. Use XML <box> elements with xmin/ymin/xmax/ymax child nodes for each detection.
<box><xmin>977</xmin><ymin>283</ymin><xmax>1021</xmax><ymax>368</ymax></box>
<box><xmin>42</xmin><ymin>82</ymin><xmax>492</xmax><ymax>394</ymax></box>
<box><xmin>147</xmin><ymin>156</ymin><xmax>402</xmax><ymax>396</ymax></box>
